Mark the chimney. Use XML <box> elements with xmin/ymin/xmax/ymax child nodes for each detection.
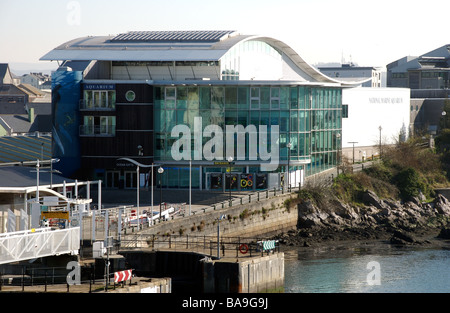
<box><xmin>28</xmin><ymin>107</ymin><xmax>35</xmax><ymax>123</ymax></box>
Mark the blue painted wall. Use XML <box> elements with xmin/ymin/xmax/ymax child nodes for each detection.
<box><xmin>51</xmin><ymin>70</ymin><xmax>82</xmax><ymax>177</ymax></box>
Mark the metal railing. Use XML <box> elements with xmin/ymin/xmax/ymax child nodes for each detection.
<box><xmin>0</xmin><ymin>227</ymin><xmax>80</xmax><ymax>265</ymax></box>
<box><xmin>79</xmin><ymin>125</ymin><xmax>116</xmax><ymax>137</ymax></box>
<box><xmin>79</xmin><ymin>99</ymin><xmax>115</xmax><ymax>111</ymax></box>
<box><xmin>119</xmin><ymin>234</ymin><xmax>280</xmax><ymax>259</ymax></box>
<box><xmin>0</xmin><ymin>264</ymin><xmax>132</xmax><ymax>293</ymax></box>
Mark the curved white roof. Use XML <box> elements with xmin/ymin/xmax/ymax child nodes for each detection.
<box><xmin>40</xmin><ymin>30</ymin><xmax>352</xmax><ymax>85</ymax></box>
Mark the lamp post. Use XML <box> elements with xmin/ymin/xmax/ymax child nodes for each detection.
<box><xmin>189</xmin><ymin>160</ymin><xmax>192</xmax><ymax>216</ymax></box>
<box><xmin>158</xmin><ymin>166</ymin><xmax>164</xmax><ymax>221</ymax></box>
<box><xmin>348</xmin><ymin>141</ymin><xmax>358</xmax><ymax>164</ymax></box>
<box><xmin>227</xmin><ymin>156</ymin><xmax>234</xmax><ymax>207</ymax></box>
<box><xmin>336</xmin><ymin>132</ymin><xmax>341</xmax><ymax>175</ymax></box>
<box><xmin>136</xmin><ymin>145</ymin><xmax>143</xmax><ymax>231</ymax></box>
<box><xmin>378</xmin><ymin>126</ymin><xmax>382</xmax><ymax>159</ymax></box>
<box><xmin>217</xmin><ymin>214</ymin><xmax>226</xmax><ymax>259</ymax></box>
<box><xmin>286</xmin><ymin>142</ymin><xmax>291</xmax><ymax>192</ymax></box>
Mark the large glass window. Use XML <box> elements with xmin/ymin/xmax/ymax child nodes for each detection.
<box><xmin>270</xmin><ymin>87</ymin><xmax>280</xmax><ymax>109</ymax></box>
<box><xmin>177</xmin><ymin>86</ymin><xmax>188</xmax><ymax>109</ymax></box>
<box><xmin>225</xmin><ymin>87</ymin><xmax>238</xmax><ymax>109</ymax></box>
<box><xmin>199</xmin><ymin>87</ymin><xmax>210</xmax><ymax>109</ymax></box>
<box><xmin>81</xmin><ymin>115</ymin><xmax>115</xmax><ymax>136</ymax></box>
<box><xmin>211</xmin><ymin>87</ymin><xmax>224</xmax><ymax>110</ymax></box>
<box><xmin>250</xmin><ymin>87</ymin><xmax>260</xmax><ymax>109</ymax></box>
<box><xmin>155</xmin><ymin>84</ymin><xmax>342</xmax><ymax>181</ymax></box>
<box><xmin>238</xmin><ymin>87</ymin><xmax>249</xmax><ymax>110</ymax></box>
<box><xmin>83</xmin><ymin>90</ymin><xmax>116</xmax><ymax>110</ymax></box>
<box><xmin>260</xmin><ymin>87</ymin><xmax>270</xmax><ymax>109</ymax></box>
<box><xmin>290</xmin><ymin>87</ymin><xmax>298</xmax><ymax>109</ymax></box>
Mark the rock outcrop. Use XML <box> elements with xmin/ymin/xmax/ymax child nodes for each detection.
<box><xmin>277</xmin><ymin>190</ymin><xmax>450</xmax><ymax>246</ymax></box>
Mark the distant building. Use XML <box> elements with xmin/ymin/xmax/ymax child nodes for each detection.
<box><xmin>319</xmin><ymin>63</ymin><xmax>383</xmax><ymax>88</ymax></box>
<box><xmin>387</xmin><ymin>44</ymin><xmax>450</xmax><ymax>134</ymax></box>
<box><xmin>20</xmin><ymin>72</ymin><xmax>51</xmax><ymax>90</ymax></box>
<box><xmin>0</xmin><ymin>63</ymin><xmax>52</xmax><ymax>163</ymax></box>
<box><xmin>387</xmin><ymin>44</ymin><xmax>449</xmax><ymax>89</ymax></box>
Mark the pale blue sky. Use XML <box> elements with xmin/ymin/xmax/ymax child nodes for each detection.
<box><xmin>1</xmin><ymin>0</ymin><xmax>448</xmax><ymax>72</ymax></box>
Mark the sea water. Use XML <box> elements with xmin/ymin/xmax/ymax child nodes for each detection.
<box><xmin>283</xmin><ymin>244</ymin><xmax>450</xmax><ymax>293</ymax></box>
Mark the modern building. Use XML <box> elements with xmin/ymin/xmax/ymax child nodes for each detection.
<box><xmin>387</xmin><ymin>44</ymin><xmax>449</xmax><ymax>134</ymax></box>
<box><xmin>319</xmin><ymin>63</ymin><xmax>383</xmax><ymax>88</ymax></box>
<box><xmin>40</xmin><ymin>30</ymin><xmax>358</xmax><ymax>190</ymax></box>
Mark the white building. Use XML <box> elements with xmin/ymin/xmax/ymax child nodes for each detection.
<box><xmin>341</xmin><ymin>87</ymin><xmax>411</xmax><ymax>162</ymax></box>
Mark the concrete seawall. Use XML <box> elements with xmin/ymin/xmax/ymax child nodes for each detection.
<box><xmin>118</xmin><ymin>191</ymin><xmax>295</xmax><ymax>293</ymax></box>
<box><xmin>120</xmin><ymin>250</ymin><xmax>284</xmax><ymax>293</ymax></box>
<box><xmin>129</xmin><ymin>192</ymin><xmax>298</xmax><ymax>240</ymax></box>
<box><xmin>202</xmin><ymin>253</ymin><xmax>284</xmax><ymax>293</ymax></box>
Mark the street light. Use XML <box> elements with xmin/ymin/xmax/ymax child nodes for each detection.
<box><xmin>348</xmin><ymin>141</ymin><xmax>358</xmax><ymax>164</ymax></box>
<box><xmin>286</xmin><ymin>142</ymin><xmax>291</xmax><ymax>192</ymax></box>
<box><xmin>378</xmin><ymin>126</ymin><xmax>382</xmax><ymax>159</ymax></box>
<box><xmin>217</xmin><ymin>214</ymin><xmax>226</xmax><ymax>259</ymax></box>
<box><xmin>227</xmin><ymin>156</ymin><xmax>234</xmax><ymax>207</ymax></box>
<box><xmin>136</xmin><ymin>145</ymin><xmax>143</xmax><ymax>231</ymax></box>
<box><xmin>189</xmin><ymin>160</ymin><xmax>192</xmax><ymax>216</ymax></box>
<box><xmin>158</xmin><ymin>166</ymin><xmax>164</xmax><ymax>221</ymax></box>
<box><xmin>336</xmin><ymin>132</ymin><xmax>341</xmax><ymax>175</ymax></box>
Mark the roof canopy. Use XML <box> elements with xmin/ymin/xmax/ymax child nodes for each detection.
<box><xmin>40</xmin><ymin>30</ymin><xmax>359</xmax><ymax>85</ymax></box>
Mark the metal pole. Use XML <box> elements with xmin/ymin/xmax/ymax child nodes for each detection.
<box><xmin>287</xmin><ymin>143</ymin><xmax>291</xmax><ymax>192</ymax></box>
<box><xmin>348</xmin><ymin>142</ymin><xmax>358</xmax><ymax>164</ymax></box>
<box><xmin>158</xmin><ymin>167</ymin><xmax>164</xmax><ymax>221</ymax></box>
<box><xmin>189</xmin><ymin>160</ymin><xmax>191</xmax><ymax>216</ymax></box>
<box><xmin>136</xmin><ymin>165</ymin><xmax>140</xmax><ymax>231</ymax></box>
<box><xmin>379</xmin><ymin>126</ymin><xmax>382</xmax><ymax>158</ymax></box>
<box><xmin>98</xmin><ymin>180</ymin><xmax>102</xmax><ymax>212</ymax></box>
<box><xmin>217</xmin><ymin>219</ymin><xmax>220</xmax><ymax>259</ymax></box>
<box><xmin>151</xmin><ymin>163</ymin><xmax>154</xmax><ymax>226</ymax></box>
<box><xmin>36</xmin><ymin>159</ymin><xmax>39</xmax><ymax>204</ymax></box>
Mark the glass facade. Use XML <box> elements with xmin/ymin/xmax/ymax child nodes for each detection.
<box><xmin>154</xmin><ymin>84</ymin><xmax>342</xmax><ymax>188</ymax></box>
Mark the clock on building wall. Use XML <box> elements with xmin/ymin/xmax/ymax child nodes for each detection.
<box><xmin>125</xmin><ymin>90</ymin><xmax>136</xmax><ymax>102</ymax></box>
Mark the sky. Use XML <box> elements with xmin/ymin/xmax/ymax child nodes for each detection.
<box><xmin>0</xmin><ymin>0</ymin><xmax>448</xmax><ymax>74</ymax></box>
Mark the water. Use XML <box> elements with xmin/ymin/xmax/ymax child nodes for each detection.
<box><xmin>283</xmin><ymin>244</ymin><xmax>450</xmax><ymax>293</ymax></box>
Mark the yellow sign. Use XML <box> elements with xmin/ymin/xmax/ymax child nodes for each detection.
<box><xmin>41</xmin><ymin>211</ymin><xmax>69</xmax><ymax>220</ymax></box>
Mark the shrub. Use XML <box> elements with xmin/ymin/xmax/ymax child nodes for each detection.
<box><xmin>393</xmin><ymin>167</ymin><xmax>427</xmax><ymax>200</ymax></box>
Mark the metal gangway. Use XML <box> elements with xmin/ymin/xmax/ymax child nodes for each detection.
<box><xmin>0</xmin><ymin>227</ymin><xmax>80</xmax><ymax>265</ymax></box>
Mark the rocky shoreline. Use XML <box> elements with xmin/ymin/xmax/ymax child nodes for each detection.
<box><xmin>275</xmin><ymin>190</ymin><xmax>450</xmax><ymax>249</ymax></box>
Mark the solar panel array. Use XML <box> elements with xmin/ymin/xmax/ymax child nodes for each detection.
<box><xmin>110</xmin><ymin>30</ymin><xmax>236</xmax><ymax>42</ymax></box>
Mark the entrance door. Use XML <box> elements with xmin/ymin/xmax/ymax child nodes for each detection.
<box><xmin>106</xmin><ymin>171</ymin><xmax>120</xmax><ymax>189</ymax></box>
<box><xmin>124</xmin><ymin>171</ymin><xmax>137</xmax><ymax>189</ymax></box>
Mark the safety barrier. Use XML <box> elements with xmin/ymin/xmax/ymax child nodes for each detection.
<box><xmin>0</xmin><ymin>227</ymin><xmax>80</xmax><ymax>265</ymax></box>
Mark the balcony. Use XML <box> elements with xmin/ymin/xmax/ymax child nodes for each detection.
<box><xmin>79</xmin><ymin>99</ymin><xmax>115</xmax><ymax>111</ymax></box>
<box><xmin>80</xmin><ymin>125</ymin><xmax>116</xmax><ymax>137</ymax></box>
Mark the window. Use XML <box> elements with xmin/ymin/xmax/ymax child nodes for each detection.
<box><xmin>270</xmin><ymin>87</ymin><xmax>280</xmax><ymax>109</ymax></box>
<box><xmin>80</xmin><ymin>116</ymin><xmax>116</xmax><ymax>136</ymax></box>
<box><xmin>83</xmin><ymin>90</ymin><xmax>116</xmax><ymax>110</ymax></box>
<box><xmin>342</xmin><ymin>104</ymin><xmax>348</xmax><ymax>118</ymax></box>
<box><xmin>250</xmin><ymin>87</ymin><xmax>260</xmax><ymax>109</ymax></box>
<box><xmin>165</xmin><ymin>87</ymin><xmax>176</xmax><ymax>109</ymax></box>
<box><xmin>125</xmin><ymin>90</ymin><xmax>136</xmax><ymax>102</ymax></box>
